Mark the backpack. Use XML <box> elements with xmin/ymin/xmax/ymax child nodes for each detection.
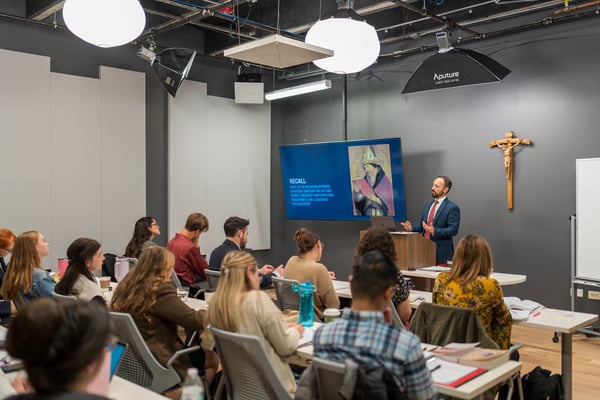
<box><xmin>521</xmin><ymin>366</ymin><xmax>563</xmax><ymax>400</ymax></box>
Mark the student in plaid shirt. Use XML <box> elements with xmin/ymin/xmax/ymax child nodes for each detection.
<box><xmin>313</xmin><ymin>251</ymin><xmax>436</xmax><ymax>400</ymax></box>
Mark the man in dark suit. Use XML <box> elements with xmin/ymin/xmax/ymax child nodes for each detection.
<box><xmin>208</xmin><ymin>216</ymin><xmax>283</xmax><ymax>287</ymax></box>
<box><xmin>401</xmin><ymin>176</ymin><xmax>460</xmax><ymax>265</ymax></box>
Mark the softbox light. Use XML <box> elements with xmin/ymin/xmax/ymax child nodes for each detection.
<box><xmin>152</xmin><ymin>48</ymin><xmax>197</xmax><ymax>97</ymax></box>
<box><xmin>403</xmin><ymin>48</ymin><xmax>510</xmax><ymax>94</ymax></box>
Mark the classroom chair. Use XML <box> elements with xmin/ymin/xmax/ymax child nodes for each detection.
<box><xmin>210</xmin><ymin>327</ymin><xmax>293</xmax><ymax>400</ymax></box>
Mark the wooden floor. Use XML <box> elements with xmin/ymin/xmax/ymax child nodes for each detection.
<box><xmin>510</xmin><ymin>324</ymin><xmax>600</xmax><ymax>400</ymax></box>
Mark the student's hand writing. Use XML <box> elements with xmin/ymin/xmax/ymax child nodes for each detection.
<box><xmin>259</xmin><ymin>265</ymin><xmax>275</xmax><ymax>275</ymax></box>
<box><xmin>289</xmin><ymin>323</ymin><xmax>305</xmax><ymax>337</ymax></box>
<box><xmin>328</xmin><ymin>271</ymin><xmax>336</xmax><ymax>280</ymax></box>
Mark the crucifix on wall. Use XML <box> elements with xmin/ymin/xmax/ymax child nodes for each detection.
<box><xmin>489</xmin><ymin>131</ymin><xmax>532</xmax><ymax>209</ymax></box>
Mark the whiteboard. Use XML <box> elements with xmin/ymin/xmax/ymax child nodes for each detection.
<box><xmin>576</xmin><ymin>158</ymin><xmax>600</xmax><ymax>281</ymax></box>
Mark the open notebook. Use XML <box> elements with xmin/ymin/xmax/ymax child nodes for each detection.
<box><xmin>86</xmin><ymin>342</ymin><xmax>127</xmax><ymax>396</ymax></box>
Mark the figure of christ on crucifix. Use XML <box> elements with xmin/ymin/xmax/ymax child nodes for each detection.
<box><xmin>489</xmin><ymin>131</ymin><xmax>532</xmax><ymax>209</ymax></box>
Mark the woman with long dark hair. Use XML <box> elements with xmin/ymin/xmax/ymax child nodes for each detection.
<box><xmin>55</xmin><ymin>238</ymin><xmax>105</xmax><ymax>303</ymax></box>
<box><xmin>124</xmin><ymin>216</ymin><xmax>160</xmax><ymax>258</ymax></box>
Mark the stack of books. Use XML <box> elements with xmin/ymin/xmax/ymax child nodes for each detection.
<box><xmin>428</xmin><ymin>343</ymin><xmax>510</xmax><ymax>387</ymax></box>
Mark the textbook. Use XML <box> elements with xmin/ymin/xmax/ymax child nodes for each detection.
<box><xmin>504</xmin><ymin>297</ymin><xmax>543</xmax><ymax>320</ymax></box>
<box><xmin>433</xmin><ymin>342</ymin><xmax>479</xmax><ymax>363</ymax></box>
<box><xmin>458</xmin><ymin>348</ymin><xmax>510</xmax><ymax>369</ymax></box>
<box><xmin>431</xmin><ymin>359</ymin><xmax>487</xmax><ymax>387</ymax></box>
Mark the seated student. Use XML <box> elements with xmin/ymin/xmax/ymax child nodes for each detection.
<box><xmin>312</xmin><ymin>251</ymin><xmax>436</xmax><ymax>400</ymax></box>
<box><xmin>166</xmin><ymin>212</ymin><xmax>210</xmax><ymax>293</ymax></box>
<box><xmin>0</xmin><ymin>228</ymin><xmax>17</xmax><ymax>323</ymax></box>
<box><xmin>283</xmin><ymin>228</ymin><xmax>339</xmax><ymax>320</ymax></box>
<box><xmin>2</xmin><ymin>231</ymin><xmax>55</xmax><ymax>303</ymax></box>
<box><xmin>110</xmin><ymin>246</ymin><xmax>218</xmax><ymax>385</ymax></box>
<box><xmin>356</xmin><ymin>226</ymin><xmax>412</xmax><ymax>328</ymax></box>
<box><xmin>5</xmin><ymin>298</ymin><xmax>112</xmax><ymax>400</ymax></box>
<box><xmin>124</xmin><ymin>216</ymin><xmax>160</xmax><ymax>259</ymax></box>
<box><xmin>208</xmin><ymin>216</ymin><xmax>283</xmax><ymax>287</ymax></box>
<box><xmin>432</xmin><ymin>234</ymin><xmax>512</xmax><ymax>349</ymax></box>
<box><xmin>55</xmin><ymin>238</ymin><xmax>106</xmax><ymax>303</ymax></box>
<box><xmin>208</xmin><ymin>251</ymin><xmax>303</xmax><ymax>394</ymax></box>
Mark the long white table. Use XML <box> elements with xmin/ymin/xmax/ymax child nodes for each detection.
<box><xmin>401</xmin><ymin>269</ymin><xmax>527</xmax><ymax>286</ymax></box>
<box><xmin>292</xmin><ymin>325</ymin><xmax>521</xmax><ymax>400</ymax></box>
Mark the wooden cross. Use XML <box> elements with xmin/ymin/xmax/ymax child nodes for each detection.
<box><xmin>488</xmin><ymin>131</ymin><xmax>532</xmax><ymax>209</ymax></box>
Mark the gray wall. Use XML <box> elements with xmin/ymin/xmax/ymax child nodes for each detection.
<box><xmin>2</xmin><ymin>13</ymin><xmax>599</xmax><ymax>309</ymax></box>
<box><xmin>268</xmin><ymin>19</ymin><xmax>600</xmax><ymax>310</ymax></box>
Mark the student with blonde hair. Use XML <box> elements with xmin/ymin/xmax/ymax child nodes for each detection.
<box><xmin>432</xmin><ymin>234</ymin><xmax>512</xmax><ymax>349</ymax></box>
<box><xmin>1</xmin><ymin>231</ymin><xmax>55</xmax><ymax>303</ymax></box>
<box><xmin>111</xmin><ymin>246</ymin><xmax>218</xmax><ymax>384</ymax></box>
<box><xmin>209</xmin><ymin>251</ymin><xmax>304</xmax><ymax>394</ymax></box>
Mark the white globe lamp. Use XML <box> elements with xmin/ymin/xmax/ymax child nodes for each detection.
<box><xmin>63</xmin><ymin>0</ymin><xmax>146</xmax><ymax>48</ymax></box>
<box><xmin>305</xmin><ymin>17</ymin><xmax>380</xmax><ymax>74</ymax></box>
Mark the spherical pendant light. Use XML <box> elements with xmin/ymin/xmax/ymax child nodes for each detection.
<box><xmin>305</xmin><ymin>17</ymin><xmax>380</xmax><ymax>74</ymax></box>
<box><xmin>63</xmin><ymin>0</ymin><xmax>146</xmax><ymax>48</ymax></box>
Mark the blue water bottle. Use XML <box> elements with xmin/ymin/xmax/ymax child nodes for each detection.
<box><xmin>292</xmin><ymin>281</ymin><xmax>315</xmax><ymax>327</ymax></box>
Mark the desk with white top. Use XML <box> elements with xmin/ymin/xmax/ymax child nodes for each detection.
<box><xmin>402</xmin><ymin>269</ymin><xmax>527</xmax><ymax>290</ymax></box>
<box><xmin>398</xmin><ymin>290</ymin><xmax>597</xmax><ymax>400</ymax></box>
<box><xmin>513</xmin><ymin>308</ymin><xmax>598</xmax><ymax>400</ymax></box>
<box><xmin>292</xmin><ymin>325</ymin><xmax>521</xmax><ymax>400</ymax></box>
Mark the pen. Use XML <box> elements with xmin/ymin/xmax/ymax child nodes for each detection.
<box><xmin>532</xmin><ymin>311</ymin><xmax>542</xmax><ymax>318</ymax></box>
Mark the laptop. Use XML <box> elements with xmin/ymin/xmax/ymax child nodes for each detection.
<box><xmin>86</xmin><ymin>342</ymin><xmax>127</xmax><ymax>396</ymax></box>
<box><xmin>370</xmin><ymin>216</ymin><xmax>397</xmax><ymax>231</ymax></box>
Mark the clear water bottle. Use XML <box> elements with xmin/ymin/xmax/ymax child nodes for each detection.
<box><xmin>180</xmin><ymin>367</ymin><xmax>205</xmax><ymax>400</ymax></box>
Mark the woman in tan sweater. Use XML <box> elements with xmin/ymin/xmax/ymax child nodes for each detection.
<box><xmin>283</xmin><ymin>228</ymin><xmax>340</xmax><ymax>320</ymax></box>
<box><xmin>209</xmin><ymin>251</ymin><xmax>304</xmax><ymax>394</ymax></box>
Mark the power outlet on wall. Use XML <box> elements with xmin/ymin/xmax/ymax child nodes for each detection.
<box><xmin>577</xmin><ymin>288</ymin><xmax>584</xmax><ymax>297</ymax></box>
<box><xmin>588</xmin><ymin>291</ymin><xmax>600</xmax><ymax>300</ymax></box>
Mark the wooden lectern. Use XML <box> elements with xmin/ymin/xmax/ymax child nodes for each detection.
<box><xmin>359</xmin><ymin>231</ymin><xmax>435</xmax><ymax>270</ymax></box>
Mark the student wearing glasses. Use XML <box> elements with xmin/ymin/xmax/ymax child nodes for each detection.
<box><xmin>283</xmin><ymin>228</ymin><xmax>339</xmax><ymax>320</ymax></box>
<box><xmin>124</xmin><ymin>216</ymin><xmax>161</xmax><ymax>259</ymax></box>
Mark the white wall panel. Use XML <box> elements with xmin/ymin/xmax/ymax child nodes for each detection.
<box><xmin>99</xmin><ymin>66</ymin><xmax>146</xmax><ymax>255</ymax></box>
<box><xmin>169</xmin><ymin>81</ymin><xmax>270</xmax><ymax>261</ymax></box>
<box><xmin>168</xmin><ymin>81</ymin><xmax>209</xmax><ymax>246</ymax></box>
<box><xmin>50</xmin><ymin>73</ymin><xmax>102</xmax><ymax>259</ymax></box>
<box><xmin>0</xmin><ymin>49</ymin><xmax>53</xmax><ymax>265</ymax></box>
<box><xmin>0</xmin><ymin>50</ymin><xmax>145</xmax><ymax>269</ymax></box>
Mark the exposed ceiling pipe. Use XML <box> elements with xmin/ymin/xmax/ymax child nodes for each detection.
<box><xmin>384</xmin><ymin>7</ymin><xmax>600</xmax><ymax>58</ymax></box>
<box><xmin>392</xmin><ymin>0</ymin><xmax>483</xmax><ymax>38</ymax></box>
<box><xmin>377</xmin><ymin>0</ymin><xmax>497</xmax><ymax>32</ymax></box>
<box><xmin>380</xmin><ymin>0</ymin><xmax>566</xmax><ymax>44</ymax></box>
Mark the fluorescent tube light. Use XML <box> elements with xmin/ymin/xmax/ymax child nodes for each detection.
<box><xmin>265</xmin><ymin>79</ymin><xmax>332</xmax><ymax>101</ymax></box>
